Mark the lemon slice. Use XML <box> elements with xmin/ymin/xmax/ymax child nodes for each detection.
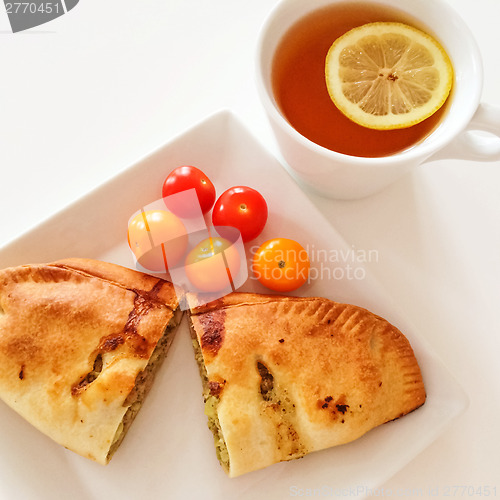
<box><xmin>325</xmin><ymin>22</ymin><xmax>453</xmax><ymax>130</ymax></box>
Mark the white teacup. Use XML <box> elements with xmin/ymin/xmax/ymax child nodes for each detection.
<box><xmin>256</xmin><ymin>0</ymin><xmax>500</xmax><ymax>199</ymax></box>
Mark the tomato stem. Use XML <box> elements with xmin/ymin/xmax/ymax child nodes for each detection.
<box><xmin>278</xmin><ymin>260</ymin><xmax>286</xmax><ymax>269</ymax></box>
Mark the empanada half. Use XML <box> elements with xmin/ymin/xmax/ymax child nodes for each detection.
<box><xmin>0</xmin><ymin>258</ymin><xmax>182</xmax><ymax>464</ymax></box>
<box><xmin>188</xmin><ymin>292</ymin><xmax>426</xmax><ymax>477</ymax></box>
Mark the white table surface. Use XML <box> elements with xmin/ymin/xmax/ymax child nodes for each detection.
<box><xmin>1</xmin><ymin>0</ymin><xmax>499</xmax><ymax>497</ymax></box>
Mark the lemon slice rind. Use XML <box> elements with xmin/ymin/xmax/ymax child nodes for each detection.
<box><xmin>325</xmin><ymin>22</ymin><xmax>453</xmax><ymax>130</ymax></box>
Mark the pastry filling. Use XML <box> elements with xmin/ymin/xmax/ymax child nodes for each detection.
<box><xmin>204</xmin><ymin>393</ymin><xmax>230</xmax><ymax>470</ymax></box>
<box><xmin>107</xmin><ymin>308</ymin><xmax>183</xmax><ymax>460</ymax></box>
<box><xmin>257</xmin><ymin>361</ymin><xmax>274</xmax><ymax>400</ymax></box>
<box><xmin>72</xmin><ymin>354</ymin><xmax>104</xmax><ymax>395</ymax></box>
<box><xmin>189</xmin><ymin>320</ymin><xmax>230</xmax><ymax>472</ymax></box>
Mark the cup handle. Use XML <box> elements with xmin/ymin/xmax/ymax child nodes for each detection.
<box><xmin>427</xmin><ymin>103</ymin><xmax>500</xmax><ymax>162</ymax></box>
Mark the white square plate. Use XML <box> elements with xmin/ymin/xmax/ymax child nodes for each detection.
<box><xmin>0</xmin><ymin>110</ymin><xmax>468</xmax><ymax>500</ymax></box>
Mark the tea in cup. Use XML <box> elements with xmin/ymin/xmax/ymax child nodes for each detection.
<box><xmin>256</xmin><ymin>0</ymin><xmax>500</xmax><ymax>199</ymax></box>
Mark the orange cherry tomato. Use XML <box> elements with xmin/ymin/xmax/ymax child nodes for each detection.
<box><xmin>185</xmin><ymin>236</ymin><xmax>241</xmax><ymax>293</ymax></box>
<box><xmin>252</xmin><ymin>238</ymin><xmax>310</xmax><ymax>292</ymax></box>
<box><xmin>127</xmin><ymin>210</ymin><xmax>188</xmax><ymax>272</ymax></box>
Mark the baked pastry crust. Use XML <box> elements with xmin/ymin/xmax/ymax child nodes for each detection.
<box><xmin>189</xmin><ymin>292</ymin><xmax>426</xmax><ymax>477</ymax></box>
<box><xmin>0</xmin><ymin>258</ymin><xmax>181</xmax><ymax>464</ymax></box>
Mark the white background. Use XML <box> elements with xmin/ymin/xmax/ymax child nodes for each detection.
<box><xmin>0</xmin><ymin>0</ymin><xmax>499</xmax><ymax>497</ymax></box>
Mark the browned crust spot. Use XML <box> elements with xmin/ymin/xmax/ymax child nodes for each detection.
<box><xmin>199</xmin><ymin>309</ymin><xmax>226</xmax><ymax>357</ymax></box>
<box><xmin>208</xmin><ymin>380</ymin><xmax>226</xmax><ymax>397</ymax></box>
<box><xmin>317</xmin><ymin>394</ymin><xmax>350</xmax><ymax>421</ymax></box>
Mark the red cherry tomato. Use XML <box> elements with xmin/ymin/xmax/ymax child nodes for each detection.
<box><xmin>211</xmin><ymin>186</ymin><xmax>268</xmax><ymax>242</ymax></box>
<box><xmin>162</xmin><ymin>165</ymin><xmax>216</xmax><ymax>216</ymax></box>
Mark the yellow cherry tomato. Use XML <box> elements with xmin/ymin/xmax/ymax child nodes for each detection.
<box><xmin>127</xmin><ymin>210</ymin><xmax>188</xmax><ymax>272</ymax></box>
<box><xmin>185</xmin><ymin>236</ymin><xmax>241</xmax><ymax>293</ymax></box>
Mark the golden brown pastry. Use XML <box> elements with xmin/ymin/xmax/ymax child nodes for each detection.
<box><xmin>0</xmin><ymin>258</ymin><xmax>182</xmax><ymax>464</ymax></box>
<box><xmin>188</xmin><ymin>292</ymin><xmax>426</xmax><ymax>477</ymax></box>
